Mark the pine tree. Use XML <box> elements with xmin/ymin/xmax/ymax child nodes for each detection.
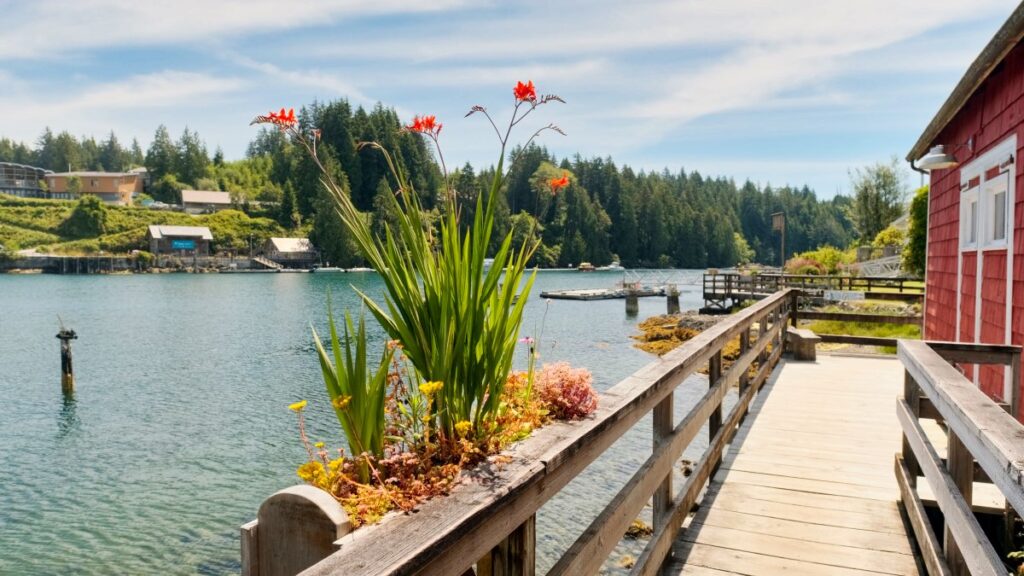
<box><xmin>176</xmin><ymin>127</ymin><xmax>209</xmax><ymax>186</ymax></box>
<box><xmin>145</xmin><ymin>125</ymin><xmax>177</xmax><ymax>182</ymax></box>
<box><xmin>279</xmin><ymin>183</ymin><xmax>299</xmax><ymax>229</ymax></box>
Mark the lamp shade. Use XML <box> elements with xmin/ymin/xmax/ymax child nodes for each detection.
<box><xmin>917</xmin><ymin>145</ymin><xmax>958</xmax><ymax>170</ymax></box>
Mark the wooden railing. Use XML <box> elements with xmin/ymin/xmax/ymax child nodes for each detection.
<box><xmin>896</xmin><ymin>340</ymin><xmax>1024</xmax><ymax>576</ymax></box>
<box><xmin>292</xmin><ymin>289</ymin><xmax>797</xmax><ymax>576</ymax></box>
<box><xmin>703</xmin><ymin>273</ymin><xmax>924</xmax><ymax>305</ymax></box>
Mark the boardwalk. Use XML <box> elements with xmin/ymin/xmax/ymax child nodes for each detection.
<box><xmin>670</xmin><ymin>354</ymin><xmax>918</xmax><ymax>575</ymax></box>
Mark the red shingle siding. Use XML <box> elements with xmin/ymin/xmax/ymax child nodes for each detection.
<box><xmin>925</xmin><ymin>162</ymin><xmax>961</xmax><ymax>341</ymax></box>
<box><xmin>960</xmin><ymin>252</ymin><xmax>977</xmax><ymax>342</ymax></box>
<box><xmin>980</xmin><ymin>251</ymin><xmax>1007</xmax><ymax>398</ymax></box>
<box><xmin>925</xmin><ymin>41</ymin><xmax>1024</xmax><ymax>419</ymax></box>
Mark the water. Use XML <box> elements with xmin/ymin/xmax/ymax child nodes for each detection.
<box><xmin>0</xmin><ymin>270</ymin><xmax>717</xmax><ymax>575</ymax></box>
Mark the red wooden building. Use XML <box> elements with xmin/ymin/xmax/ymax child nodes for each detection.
<box><xmin>907</xmin><ymin>6</ymin><xmax>1024</xmax><ymax>418</ymax></box>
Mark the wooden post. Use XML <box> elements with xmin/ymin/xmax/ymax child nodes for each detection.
<box><xmin>625</xmin><ymin>292</ymin><xmax>639</xmax><ymax>317</ymax></box>
<box><xmin>652</xmin><ymin>392</ymin><xmax>673</xmax><ymax>542</ymax></box>
<box><xmin>757</xmin><ymin>314</ymin><xmax>769</xmax><ymax>366</ymax></box>
<box><xmin>945</xmin><ymin>430</ymin><xmax>973</xmax><ymax>576</ymax></box>
<box><xmin>477</xmin><ymin>515</ymin><xmax>535</xmax><ymax>576</ymax></box>
<box><xmin>1009</xmin><ymin>348</ymin><xmax>1021</xmax><ymax>420</ymax></box>
<box><xmin>56</xmin><ymin>328</ymin><xmax>77</xmax><ymax>394</ymax></box>
<box><xmin>902</xmin><ymin>371</ymin><xmax>921</xmax><ymax>486</ymax></box>
<box><xmin>708</xmin><ymin>350</ymin><xmax>723</xmax><ymax>474</ymax></box>
<box><xmin>738</xmin><ymin>329</ymin><xmax>751</xmax><ymax>396</ymax></box>
<box><xmin>789</xmin><ymin>291</ymin><xmax>799</xmax><ymax>328</ymax></box>
<box><xmin>666</xmin><ymin>285</ymin><xmax>680</xmax><ymax>315</ymax></box>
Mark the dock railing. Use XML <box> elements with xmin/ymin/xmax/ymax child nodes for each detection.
<box><xmin>896</xmin><ymin>339</ymin><xmax>1024</xmax><ymax>576</ymax></box>
<box><xmin>250</xmin><ymin>289</ymin><xmax>797</xmax><ymax>576</ymax></box>
<box><xmin>702</xmin><ymin>273</ymin><xmax>924</xmax><ymax>311</ymax></box>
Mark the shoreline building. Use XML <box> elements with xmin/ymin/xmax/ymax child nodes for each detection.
<box><xmin>263</xmin><ymin>237</ymin><xmax>318</xmax><ymax>268</ymax></box>
<box><xmin>147</xmin><ymin>225</ymin><xmax>213</xmax><ymax>256</ymax></box>
<box><xmin>907</xmin><ymin>4</ymin><xmax>1024</xmax><ymax>419</ymax></box>
<box><xmin>0</xmin><ymin>162</ymin><xmax>53</xmax><ymax>198</ymax></box>
<box><xmin>181</xmin><ymin>190</ymin><xmax>232</xmax><ymax>214</ymax></box>
<box><xmin>45</xmin><ymin>171</ymin><xmax>143</xmax><ymax>205</ymax></box>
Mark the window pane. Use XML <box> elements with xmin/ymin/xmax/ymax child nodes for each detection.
<box><xmin>994</xmin><ymin>190</ymin><xmax>1006</xmax><ymax>241</ymax></box>
<box><xmin>970</xmin><ymin>200</ymin><xmax>977</xmax><ymax>243</ymax></box>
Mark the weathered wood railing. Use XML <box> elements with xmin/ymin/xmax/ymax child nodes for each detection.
<box><xmin>703</xmin><ymin>273</ymin><xmax>924</xmax><ymax>310</ymax></box>
<box><xmin>252</xmin><ymin>289</ymin><xmax>796</xmax><ymax>576</ymax></box>
<box><xmin>896</xmin><ymin>339</ymin><xmax>1024</xmax><ymax>576</ymax></box>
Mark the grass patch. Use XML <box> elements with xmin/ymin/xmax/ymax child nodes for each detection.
<box><xmin>803</xmin><ymin>319</ymin><xmax>920</xmax><ymax>354</ymax></box>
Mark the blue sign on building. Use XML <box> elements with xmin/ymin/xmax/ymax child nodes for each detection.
<box><xmin>171</xmin><ymin>239</ymin><xmax>196</xmax><ymax>251</ymax></box>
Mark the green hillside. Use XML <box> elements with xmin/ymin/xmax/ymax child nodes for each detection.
<box><xmin>0</xmin><ymin>195</ymin><xmax>292</xmax><ymax>255</ymax></box>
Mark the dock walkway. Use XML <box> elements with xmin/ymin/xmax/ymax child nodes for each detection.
<box><xmin>670</xmin><ymin>354</ymin><xmax>918</xmax><ymax>575</ymax></box>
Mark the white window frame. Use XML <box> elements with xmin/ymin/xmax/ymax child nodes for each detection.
<box><xmin>960</xmin><ymin>186</ymin><xmax>979</xmax><ymax>249</ymax></box>
<box><xmin>983</xmin><ymin>172</ymin><xmax>1009</xmax><ymax>248</ymax></box>
<box><xmin>955</xmin><ymin>133</ymin><xmax>1016</xmax><ymax>400</ymax></box>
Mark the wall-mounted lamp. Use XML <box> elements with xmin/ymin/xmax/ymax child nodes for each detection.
<box><xmin>914</xmin><ymin>137</ymin><xmax>975</xmax><ymax>172</ymax></box>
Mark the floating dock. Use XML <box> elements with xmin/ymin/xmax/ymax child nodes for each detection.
<box><xmin>539</xmin><ymin>287</ymin><xmax>663</xmax><ymax>300</ymax></box>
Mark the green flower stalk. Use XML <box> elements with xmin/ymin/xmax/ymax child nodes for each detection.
<box><xmin>256</xmin><ymin>82</ymin><xmax>564</xmax><ymax>441</ymax></box>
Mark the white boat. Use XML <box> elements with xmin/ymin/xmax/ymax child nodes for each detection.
<box><xmin>596</xmin><ymin>261</ymin><xmax>625</xmax><ymax>271</ymax></box>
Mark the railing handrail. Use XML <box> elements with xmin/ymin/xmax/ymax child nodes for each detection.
<box><xmin>300</xmin><ymin>289</ymin><xmax>797</xmax><ymax>576</ymax></box>
<box><xmin>899</xmin><ymin>340</ymin><xmax>1024</xmax><ymax>514</ymax></box>
<box><xmin>896</xmin><ymin>339</ymin><xmax>1024</xmax><ymax>575</ymax></box>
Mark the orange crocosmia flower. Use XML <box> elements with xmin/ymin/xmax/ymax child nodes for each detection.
<box><xmin>406</xmin><ymin>114</ymin><xmax>441</xmax><ymax>136</ymax></box>
<box><xmin>548</xmin><ymin>172</ymin><xmax>569</xmax><ymax>195</ymax></box>
<box><xmin>514</xmin><ymin>80</ymin><xmax>537</xmax><ymax>102</ymax></box>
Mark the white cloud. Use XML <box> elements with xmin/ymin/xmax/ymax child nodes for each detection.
<box><xmin>228</xmin><ymin>55</ymin><xmax>373</xmax><ymax>105</ymax></box>
<box><xmin>0</xmin><ymin>0</ymin><xmax>471</xmax><ymax>60</ymax></box>
<box><xmin>0</xmin><ymin>71</ymin><xmax>244</xmax><ymax>145</ymax></box>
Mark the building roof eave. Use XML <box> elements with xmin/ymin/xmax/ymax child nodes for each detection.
<box><xmin>906</xmin><ymin>3</ymin><xmax>1024</xmax><ymax>162</ymax></box>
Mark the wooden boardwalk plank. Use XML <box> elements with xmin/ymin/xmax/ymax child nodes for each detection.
<box><xmin>669</xmin><ymin>355</ymin><xmax>915</xmax><ymax>575</ymax></box>
<box><xmin>681</xmin><ymin>524</ymin><xmax>917</xmax><ymax>574</ymax></box>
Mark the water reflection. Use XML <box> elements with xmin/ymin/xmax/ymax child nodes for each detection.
<box><xmin>57</xmin><ymin>392</ymin><xmax>80</xmax><ymax>438</ymax></box>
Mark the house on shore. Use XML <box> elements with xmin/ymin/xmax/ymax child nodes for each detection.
<box><xmin>0</xmin><ymin>162</ymin><xmax>52</xmax><ymax>198</ymax></box>
<box><xmin>906</xmin><ymin>5</ymin><xmax>1024</xmax><ymax>417</ymax></box>
<box><xmin>181</xmin><ymin>190</ymin><xmax>232</xmax><ymax>214</ymax></box>
<box><xmin>263</xmin><ymin>237</ymin><xmax>318</xmax><ymax>268</ymax></box>
<box><xmin>45</xmin><ymin>171</ymin><xmax>143</xmax><ymax>205</ymax></box>
<box><xmin>147</xmin><ymin>225</ymin><xmax>213</xmax><ymax>256</ymax></box>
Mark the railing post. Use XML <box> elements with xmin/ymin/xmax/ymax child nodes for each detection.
<box><xmin>709</xmin><ymin>350</ymin><xmax>723</xmax><ymax>474</ymax></box>
<box><xmin>789</xmin><ymin>290</ymin><xmax>799</xmax><ymax>328</ymax></box>
<box><xmin>757</xmin><ymin>314</ymin><xmax>769</xmax><ymax>367</ymax></box>
<box><xmin>738</xmin><ymin>327</ymin><xmax>751</xmax><ymax>395</ymax></box>
<box><xmin>652</xmin><ymin>390</ymin><xmax>673</xmax><ymax>547</ymax></box>
<box><xmin>477</xmin><ymin>515</ymin><xmax>536</xmax><ymax>576</ymax></box>
<box><xmin>945</xmin><ymin>430</ymin><xmax>973</xmax><ymax>576</ymax></box>
<box><xmin>902</xmin><ymin>371</ymin><xmax>921</xmax><ymax>486</ymax></box>
<box><xmin>1010</xmin><ymin>348</ymin><xmax>1021</xmax><ymax>420</ymax></box>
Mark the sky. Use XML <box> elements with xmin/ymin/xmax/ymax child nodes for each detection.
<box><xmin>0</xmin><ymin>0</ymin><xmax>1018</xmax><ymax>198</ymax></box>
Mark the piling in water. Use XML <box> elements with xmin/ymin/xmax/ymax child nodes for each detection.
<box><xmin>666</xmin><ymin>284</ymin><xmax>680</xmax><ymax>315</ymax></box>
<box><xmin>56</xmin><ymin>328</ymin><xmax>77</xmax><ymax>394</ymax></box>
<box><xmin>625</xmin><ymin>292</ymin><xmax>639</xmax><ymax>317</ymax></box>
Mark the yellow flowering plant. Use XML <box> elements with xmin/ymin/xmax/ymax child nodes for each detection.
<box><xmin>311</xmin><ymin>298</ymin><xmax>394</xmax><ymax>482</ymax></box>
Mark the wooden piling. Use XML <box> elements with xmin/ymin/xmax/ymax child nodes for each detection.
<box><xmin>625</xmin><ymin>292</ymin><xmax>639</xmax><ymax>317</ymax></box>
<box><xmin>666</xmin><ymin>285</ymin><xmax>680</xmax><ymax>315</ymax></box>
<box><xmin>56</xmin><ymin>327</ymin><xmax>77</xmax><ymax>394</ymax></box>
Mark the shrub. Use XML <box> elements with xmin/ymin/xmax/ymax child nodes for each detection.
<box><xmin>903</xmin><ymin>186</ymin><xmax>927</xmax><ymax>277</ymax></box>
<box><xmin>787</xmin><ymin>245</ymin><xmax>853</xmax><ymax>274</ymax></box>
<box><xmin>872</xmin><ymin>226</ymin><xmax>905</xmax><ymax>249</ymax></box>
<box><xmin>784</xmin><ymin>256</ymin><xmax>826</xmax><ymax>275</ymax></box>
<box><xmin>536</xmin><ymin>362</ymin><xmax>598</xmax><ymax>420</ymax></box>
<box><xmin>58</xmin><ymin>196</ymin><xmax>107</xmax><ymax>238</ymax></box>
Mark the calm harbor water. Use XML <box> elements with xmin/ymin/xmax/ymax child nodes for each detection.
<box><xmin>0</xmin><ymin>270</ymin><xmax>718</xmax><ymax>575</ymax></box>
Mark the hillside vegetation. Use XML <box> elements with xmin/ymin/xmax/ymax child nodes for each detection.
<box><xmin>0</xmin><ymin>195</ymin><xmax>288</xmax><ymax>255</ymax></box>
